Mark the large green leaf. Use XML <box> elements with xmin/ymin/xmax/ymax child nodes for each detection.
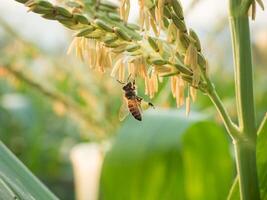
<box><xmin>0</xmin><ymin>141</ymin><xmax>59</xmax><ymax>200</ymax></box>
<box><xmin>227</xmin><ymin>114</ymin><xmax>267</xmax><ymax>200</ymax></box>
<box><xmin>100</xmin><ymin>109</ymin><xmax>233</xmax><ymax>200</ymax></box>
<box><xmin>182</xmin><ymin>122</ymin><xmax>234</xmax><ymax>200</ymax></box>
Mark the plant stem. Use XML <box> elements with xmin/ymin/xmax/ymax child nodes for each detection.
<box><xmin>233</xmin><ymin>138</ymin><xmax>259</xmax><ymax>200</ymax></box>
<box><xmin>200</xmin><ymin>60</ymin><xmax>239</xmax><ymax>139</ymax></box>
<box><xmin>228</xmin><ymin>0</ymin><xmax>260</xmax><ymax>199</ymax></box>
<box><xmin>207</xmin><ymin>88</ymin><xmax>239</xmax><ymax>139</ymax></box>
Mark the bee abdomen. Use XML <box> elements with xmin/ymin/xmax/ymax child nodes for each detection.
<box><xmin>128</xmin><ymin>103</ymin><xmax>142</xmax><ymax>121</ymax></box>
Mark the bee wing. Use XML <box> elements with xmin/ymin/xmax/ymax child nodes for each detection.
<box><xmin>119</xmin><ymin>97</ymin><xmax>129</xmax><ymax>121</ymax></box>
<box><xmin>135</xmin><ymin>98</ymin><xmax>143</xmax><ymax>114</ymax></box>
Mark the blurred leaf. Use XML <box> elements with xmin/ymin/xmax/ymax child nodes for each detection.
<box><xmin>182</xmin><ymin>121</ymin><xmax>233</xmax><ymax>200</ymax></box>
<box><xmin>100</xmin><ymin>109</ymin><xmax>233</xmax><ymax>200</ymax></box>
<box><xmin>227</xmin><ymin>114</ymin><xmax>267</xmax><ymax>200</ymax></box>
<box><xmin>0</xmin><ymin>141</ymin><xmax>59</xmax><ymax>200</ymax></box>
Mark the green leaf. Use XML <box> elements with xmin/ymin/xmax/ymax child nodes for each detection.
<box><xmin>182</xmin><ymin>122</ymin><xmax>234</xmax><ymax>200</ymax></box>
<box><xmin>100</xmin><ymin>110</ymin><xmax>233</xmax><ymax>200</ymax></box>
<box><xmin>227</xmin><ymin>114</ymin><xmax>267</xmax><ymax>200</ymax></box>
<box><xmin>0</xmin><ymin>141</ymin><xmax>59</xmax><ymax>200</ymax></box>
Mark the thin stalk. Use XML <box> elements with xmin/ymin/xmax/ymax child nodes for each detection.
<box><xmin>207</xmin><ymin>88</ymin><xmax>239</xmax><ymax>139</ymax></box>
<box><xmin>200</xmin><ymin>63</ymin><xmax>239</xmax><ymax>139</ymax></box>
<box><xmin>228</xmin><ymin>0</ymin><xmax>260</xmax><ymax>199</ymax></box>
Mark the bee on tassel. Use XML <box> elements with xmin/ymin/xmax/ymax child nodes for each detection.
<box><xmin>117</xmin><ymin>75</ymin><xmax>154</xmax><ymax>121</ymax></box>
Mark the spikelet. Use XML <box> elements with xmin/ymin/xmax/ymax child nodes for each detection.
<box><xmin>118</xmin><ymin>59</ymin><xmax>126</xmax><ymax>82</ymax></box>
<box><xmin>157</xmin><ymin>40</ymin><xmax>164</xmax><ymax>55</ymax></box>
<box><xmin>177</xmin><ymin>76</ymin><xmax>185</xmax><ymax>107</ymax></box>
<box><xmin>171</xmin><ymin>75</ymin><xmax>185</xmax><ymax>108</ymax></box>
<box><xmin>120</xmin><ymin>0</ymin><xmax>130</xmax><ymax>22</ymax></box>
<box><xmin>127</xmin><ymin>61</ymin><xmax>135</xmax><ymax>78</ymax></box>
<box><xmin>127</xmin><ymin>57</ymin><xmax>141</xmax><ymax>79</ymax></box>
<box><xmin>96</xmin><ymin>43</ymin><xmax>112</xmax><ymax>73</ymax></box>
<box><xmin>154</xmin><ymin>65</ymin><xmax>173</xmax><ymax>76</ymax></box>
<box><xmin>190</xmin><ymin>87</ymin><xmax>197</xmax><ymax>102</ymax></box>
<box><xmin>185</xmin><ymin>95</ymin><xmax>190</xmax><ymax>116</ymax></box>
<box><xmin>148</xmin><ymin>77</ymin><xmax>155</xmax><ymax>98</ymax></box>
<box><xmin>111</xmin><ymin>56</ymin><xmax>124</xmax><ymax>82</ymax></box>
<box><xmin>147</xmin><ymin>70</ymin><xmax>159</xmax><ymax>98</ymax></box>
<box><xmin>67</xmin><ymin>37</ymin><xmax>78</xmax><ymax>55</ymax></box>
<box><xmin>138</xmin><ymin>0</ymin><xmax>145</xmax><ymax>29</ymax></box>
<box><xmin>155</xmin><ymin>0</ymin><xmax>165</xmax><ymax>33</ymax></box>
<box><xmin>167</xmin><ymin>22</ymin><xmax>177</xmax><ymax>43</ymax></box>
<box><xmin>144</xmin><ymin>76</ymin><xmax>150</xmax><ymax>96</ymax></box>
<box><xmin>171</xmin><ymin>76</ymin><xmax>177</xmax><ymax>97</ymax></box>
<box><xmin>175</xmin><ymin>77</ymin><xmax>181</xmax><ymax>107</ymax></box>
<box><xmin>67</xmin><ymin>37</ymin><xmax>86</xmax><ymax>60</ymax></box>
<box><xmin>138</xmin><ymin>0</ymin><xmax>165</xmax><ymax>37</ymax></box>
<box><xmin>144</xmin><ymin>12</ymin><xmax>150</xmax><ymax>35</ymax></box>
<box><xmin>68</xmin><ymin>36</ymin><xmax>114</xmax><ymax>72</ymax></box>
<box><xmin>152</xmin><ymin>73</ymin><xmax>159</xmax><ymax>93</ymax></box>
<box><xmin>185</xmin><ymin>84</ymin><xmax>191</xmax><ymax>116</ymax></box>
<box><xmin>87</xmin><ymin>40</ymin><xmax>97</xmax><ymax>69</ymax></box>
<box><xmin>155</xmin><ymin>6</ymin><xmax>160</xmax><ymax>31</ymax></box>
<box><xmin>150</xmin><ymin>15</ymin><xmax>159</xmax><ymax>36</ymax></box>
<box><xmin>95</xmin><ymin>43</ymin><xmax>104</xmax><ymax>72</ymax></box>
<box><xmin>105</xmin><ymin>49</ymin><xmax>113</xmax><ymax>69</ymax></box>
<box><xmin>136</xmin><ymin>57</ymin><xmax>147</xmax><ymax>78</ymax></box>
<box><xmin>184</xmin><ymin>43</ymin><xmax>200</xmax><ymax>87</ymax></box>
<box><xmin>144</xmin><ymin>72</ymin><xmax>158</xmax><ymax>98</ymax></box>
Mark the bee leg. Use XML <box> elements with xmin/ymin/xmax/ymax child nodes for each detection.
<box><xmin>136</xmin><ymin>96</ymin><xmax>143</xmax><ymax>101</ymax></box>
<box><xmin>148</xmin><ymin>102</ymin><xmax>155</xmax><ymax>109</ymax></box>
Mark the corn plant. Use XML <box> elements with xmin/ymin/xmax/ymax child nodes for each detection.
<box><xmin>9</xmin><ymin>0</ymin><xmax>266</xmax><ymax>199</ymax></box>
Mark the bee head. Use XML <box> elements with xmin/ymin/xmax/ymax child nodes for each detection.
<box><xmin>122</xmin><ymin>82</ymin><xmax>132</xmax><ymax>91</ymax></box>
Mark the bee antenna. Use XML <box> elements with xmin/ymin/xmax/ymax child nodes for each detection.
<box><xmin>127</xmin><ymin>74</ymin><xmax>132</xmax><ymax>82</ymax></box>
<box><xmin>116</xmin><ymin>80</ymin><xmax>125</xmax><ymax>85</ymax></box>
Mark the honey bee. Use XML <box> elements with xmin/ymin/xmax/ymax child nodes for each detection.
<box><xmin>118</xmin><ymin>79</ymin><xmax>154</xmax><ymax>121</ymax></box>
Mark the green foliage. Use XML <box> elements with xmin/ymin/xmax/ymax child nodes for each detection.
<box><xmin>0</xmin><ymin>79</ymin><xmax>82</xmax><ymax>199</ymax></box>
<box><xmin>0</xmin><ymin>141</ymin><xmax>58</xmax><ymax>200</ymax></box>
<box><xmin>100</xmin><ymin>110</ymin><xmax>234</xmax><ymax>200</ymax></box>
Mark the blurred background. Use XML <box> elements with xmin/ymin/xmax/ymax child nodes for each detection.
<box><xmin>0</xmin><ymin>0</ymin><xmax>266</xmax><ymax>199</ymax></box>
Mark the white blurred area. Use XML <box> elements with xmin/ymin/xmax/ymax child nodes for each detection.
<box><xmin>0</xmin><ymin>0</ymin><xmax>69</xmax><ymax>52</ymax></box>
<box><xmin>70</xmin><ymin>143</ymin><xmax>104</xmax><ymax>200</ymax></box>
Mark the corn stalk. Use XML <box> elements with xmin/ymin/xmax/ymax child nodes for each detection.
<box><xmin>228</xmin><ymin>0</ymin><xmax>262</xmax><ymax>199</ymax></box>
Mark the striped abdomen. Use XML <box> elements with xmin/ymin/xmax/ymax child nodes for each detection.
<box><xmin>128</xmin><ymin>99</ymin><xmax>142</xmax><ymax>121</ymax></box>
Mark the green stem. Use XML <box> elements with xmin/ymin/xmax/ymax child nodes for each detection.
<box><xmin>200</xmin><ymin>61</ymin><xmax>239</xmax><ymax>140</ymax></box>
<box><xmin>228</xmin><ymin>0</ymin><xmax>260</xmax><ymax>199</ymax></box>
<box><xmin>229</xmin><ymin>5</ymin><xmax>256</xmax><ymax>137</ymax></box>
<box><xmin>207</xmin><ymin>88</ymin><xmax>239</xmax><ymax>139</ymax></box>
<box><xmin>234</xmin><ymin>138</ymin><xmax>259</xmax><ymax>200</ymax></box>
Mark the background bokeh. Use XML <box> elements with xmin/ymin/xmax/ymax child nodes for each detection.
<box><xmin>0</xmin><ymin>0</ymin><xmax>266</xmax><ymax>199</ymax></box>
